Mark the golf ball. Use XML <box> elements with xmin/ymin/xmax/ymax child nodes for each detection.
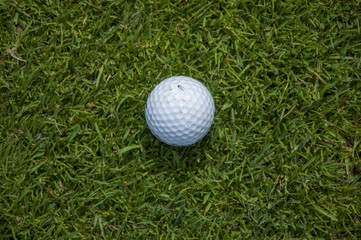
<box><xmin>145</xmin><ymin>76</ymin><xmax>215</xmax><ymax>146</ymax></box>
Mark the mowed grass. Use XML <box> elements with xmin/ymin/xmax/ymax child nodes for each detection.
<box><xmin>1</xmin><ymin>0</ymin><xmax>361</xmax><ymax>239</ymax></box>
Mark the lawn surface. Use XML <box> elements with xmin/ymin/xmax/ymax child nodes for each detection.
<box><xmin>1</xmin><ymin>0</ymin><xmax>361</xmax><ymax>239</ymax></box>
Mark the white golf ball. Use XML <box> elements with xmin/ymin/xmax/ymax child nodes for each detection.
<box><xmin>145</xmin><ymin>76</ymin><xmax>215</xmax><ymax>146</ymax></box>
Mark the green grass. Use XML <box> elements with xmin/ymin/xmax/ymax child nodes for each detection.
<box><xmin>1</xmin><ymin>0</ymin><xmax>361</xmax><ymax>239</ymax></box>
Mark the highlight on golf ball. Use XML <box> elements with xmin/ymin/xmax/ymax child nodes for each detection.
<box><xmin>145</xmin><ymin>76</ymin><xmax>215</xmax><ymax>146</ymax></box>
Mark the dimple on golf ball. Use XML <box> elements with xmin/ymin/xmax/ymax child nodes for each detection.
<box><xmin>145</xmin><ymin>76</ymin><xmax>215</xmax><ymax>146</ymax></box>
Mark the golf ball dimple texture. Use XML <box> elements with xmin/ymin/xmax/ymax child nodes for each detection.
<box><xmin>145</xmin><ymin>76</ymin><xmax>215</xmax><ymax>146</ymax></box>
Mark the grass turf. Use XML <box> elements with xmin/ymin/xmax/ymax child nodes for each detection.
<box><xmin>1</xmin><ymin>0</ymin><xmax>361</xmax><ymax>239</ymax></box>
